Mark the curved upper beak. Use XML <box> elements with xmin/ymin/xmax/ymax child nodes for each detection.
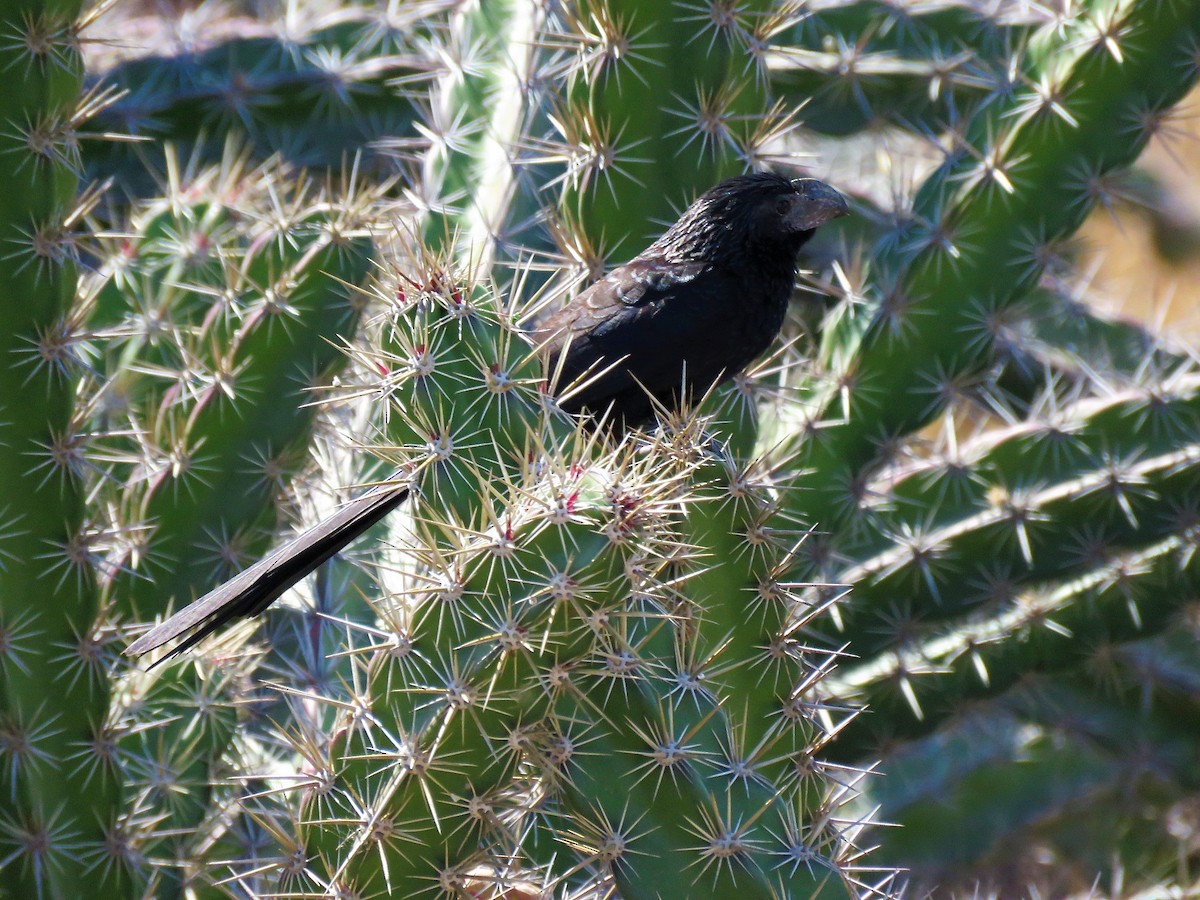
<box><xmin>787</xmin><ymin>178</ymin><xmax>850</xmax><ymax>231</ymax></box>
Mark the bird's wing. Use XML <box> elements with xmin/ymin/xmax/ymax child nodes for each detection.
<box><xmin>538</xmin><ymin>257</ymin><xmax>744</xmax><ymax>417</ymax></box>
<box><xmin>539</xmin><ymin>258</ymin><xmax>704</xmax><ymax>337</ymax></box>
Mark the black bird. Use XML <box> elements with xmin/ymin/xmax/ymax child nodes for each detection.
<box><xmin>539</xmin><ymin>173</ymin><xmax>849</xmax><ymax>428</ymax></box>
<box><xmin>125</xmin><ymin>173</ymin><xmax>848</xmax><ymax>664</ymax></box>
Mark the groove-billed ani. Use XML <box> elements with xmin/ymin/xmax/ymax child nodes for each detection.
<box><xmin>125</xmin><ymin>173</ymin><xmax>848</xmax><ymax>665</ymax></box>
<box><xmin>538</xmin><ymin>173</ymin><xmax>848</xmax><ymax>427</ymax></box>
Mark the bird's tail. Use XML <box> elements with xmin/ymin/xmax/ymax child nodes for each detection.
<box><xmin>125</xmin><ymin>478</ymin><xmax>411</xmax><ymax>667</ymax></box>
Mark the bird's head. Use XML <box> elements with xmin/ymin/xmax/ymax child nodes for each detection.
<box><xmin>651</xmin><ymin>172</ymin><xmax>849</xmax><ymax>267</ymax></box>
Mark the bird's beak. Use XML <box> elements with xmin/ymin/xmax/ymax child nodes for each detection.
<box><xmin>787</xmin><ymin>179</ymin><xmax>850</xmax><ymax>231</ymax></box>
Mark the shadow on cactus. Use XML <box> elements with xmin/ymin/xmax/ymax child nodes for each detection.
<box><xmin>83</xmin><ymin>9</ymin><xmax>431</xmax><ymax>199</ymax></box>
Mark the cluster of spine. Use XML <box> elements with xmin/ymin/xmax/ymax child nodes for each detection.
<box><xmin>764</xmin><ymin>0</ymin><xmax>1200</xmax><ymax>888</ymax></box>
<box><xmin>75</xmin><ymin>153</ymin><xmax>377</xmax><ymax>893</ymax></box>
<box><xmin>82</xmin><ymin>8</ymin><xmax>431</xmax><ymax>195</ymax></box>
<box><xmin>1</xmin><ymin>0</ymin><xmax>1196</xmax><ymax>895</ymax></box>
<box><xmin>775</xmin><ymin>1</ymin><xmax>1033</xmax><ymax>136</ymax></box>
<box><xmin>0</xmin><ymin>2</ymin><xmax>130</xmax><ymax>896</ymax></box>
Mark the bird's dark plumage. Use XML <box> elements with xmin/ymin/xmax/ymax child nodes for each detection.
<box><xmin>126</xmin><ymin>173</ymin><xmax>847</xmax><ymax>665</ymax></box>
<box><xmin>536</xmin><ymin>173</ymin><xmax>849</xmax><ymax>428</ymax></box>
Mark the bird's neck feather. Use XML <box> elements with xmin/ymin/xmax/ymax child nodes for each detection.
<box><xmin>652</xmin><ymin>214</ymin><xmax>808</xmax><ymax>296</ymax></box>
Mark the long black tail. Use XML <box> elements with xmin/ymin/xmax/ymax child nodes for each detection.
<box><xmin>125</xmin><ymin>479</ymin><xmax>411</xmax><ymax>666</ymax></box>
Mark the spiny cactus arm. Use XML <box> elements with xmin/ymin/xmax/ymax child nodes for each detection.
<box><xmin>780</xmin><ymin>0</ymin><xmax>1200</xmax><ymax>533</ymax></box>
<box><xmin>818</xmin><ymin>532</ymin><xmax>1198</xmax><ymax>762</ymax></box>
<box><xmin>0</xmin><ymin>1</ymin><xmax>133</xmax><ymax>894</ymax></box>
<box><xmin>812</xmin><ymin>378</ymin><xmax>1200</xmax><ymax>659</ymax></box>
<box><xmin>275</xmin><ymin>245</ymin><xmax>590</xmax><ymax>890</ymax></box>
<box><xmin>772</xmin><ymin>1</ymin><xmax>1033</xmax><ymax>136</ymax></box>
<box><xmin>491</xmin><ymin>434</ymin><xmax>864</xmax><ymax>895</ymax></box>
<box><xmin>84</xmin><ymin>12</ymin><xmax>432</xmax><ymax>191</ymax></box>
<box><xmin>100</xmin><ymin>192</ymin><xmax>372</xmax><ymax>891</ymax></box>
<box><xmin>861</xmin><ymin>676</ymin><xmax>1200</xmax><ymax>879</ymax></box>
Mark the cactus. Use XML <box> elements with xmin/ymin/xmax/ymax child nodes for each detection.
<box><xmin>79</xmin><ymin>149</ymin><xmax>378</xmax><ymax>893</ymax></box>
<box><xmin>774</xmin><ymin>1</ymin><xmax>1033</xmax><ymax>136</ymax></box>
<box><xmin>0</xmin><ymin>1</ymin><xmax>133</xmax><ymax>896</ymax></box>
<box><xmin>83</xmin><ymin>9</ymin><xmax>428</xmax><ymax>197</ymax></box>
<box><xmin>770</xmin><ymin>0</ymin><xmax>1200</xmax><ymax>886</ymax></box>
<box><xmin>0</xmin><ymin>0</ymin><xmax>1198</xmax><ymax>896</ymax></box>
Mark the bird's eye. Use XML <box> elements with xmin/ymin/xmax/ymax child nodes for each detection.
<box><xmin>775</xmin><ymin>197</ymin><xmax>792</xmax><ymax>216</ymax></box>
